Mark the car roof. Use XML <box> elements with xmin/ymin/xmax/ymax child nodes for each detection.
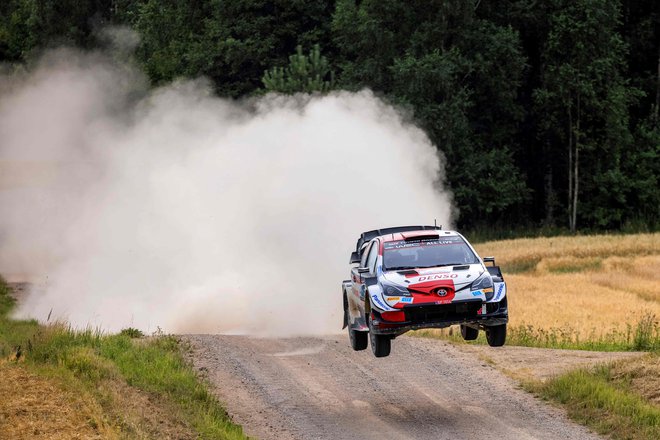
<box><xmin>380</xmin><ymin>229</ymin><xmax>460</xmax><ymax>243</ymax></box>
<box><xmin>355</xmin><ymin>225</ymin><xmax>442</xmax><ymax>252</ymax></box>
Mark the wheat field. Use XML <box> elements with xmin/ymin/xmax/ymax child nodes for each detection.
<box><xmin>474</xmin><ymin>233</ymin><xmax>660</xmax><ymax>341</ymax></box>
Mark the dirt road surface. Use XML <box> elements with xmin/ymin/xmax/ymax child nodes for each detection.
<box><xmin>185</xmin><ymin>334</ymin><xmax>604</xmax><ymax>440</ymax></box>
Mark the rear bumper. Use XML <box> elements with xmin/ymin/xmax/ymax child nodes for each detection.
<box><xmin>370</xmin><ymin>299</ymin><xmax>508</xmax><ymax>335</ymax></box>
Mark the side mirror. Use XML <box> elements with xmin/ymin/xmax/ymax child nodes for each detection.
<box><xmin>357</xmin><ymin>267</ymin><xmax>370</xmax><ymax>274</ymax></box>
<box><xmin>363</xmin><ymin>276</ymin><xmax>378</xmax><ymax>288</ymax></box>
<box><xmin>350</xmin><ymin>251</ymin><xmax>360</xmax><ymax>264</ymax></box>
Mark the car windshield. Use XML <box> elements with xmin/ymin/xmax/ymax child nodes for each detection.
<box><xmin>382</xmin><ymin>236</ymin><xmax>479</xmax><ymax>270</ymax></box>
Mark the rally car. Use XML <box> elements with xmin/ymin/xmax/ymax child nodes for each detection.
<box><xmin>341</xmin><ymin>226</ymin><xmax>508</xmax><ymax>357</ymax></box>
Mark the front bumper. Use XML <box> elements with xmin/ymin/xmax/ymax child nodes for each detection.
<box><xmin>370</xmin><ymin>298</ymin><xmax>508</xmax><ymax>335</ymax></box>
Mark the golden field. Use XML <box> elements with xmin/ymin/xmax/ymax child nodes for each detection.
<box><xmin>473</xmin><ymin>233</ymin><xmax>660</xmax><ymax>341</ymax></box>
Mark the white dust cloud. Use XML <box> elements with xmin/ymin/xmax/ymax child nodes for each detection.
<box><xmin>0</xmin><ymin>48</ymin><xmax>452</xmax><ymax>336</ymax></box>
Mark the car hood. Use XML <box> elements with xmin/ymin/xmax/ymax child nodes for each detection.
<box><xmin>382</xmin><ymin>264</ymin><xmax>484</xmax><ymax>291</ymax></box>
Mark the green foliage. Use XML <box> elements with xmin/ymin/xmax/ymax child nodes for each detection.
<box><xmin>389</xmin><ymin>47</ymin><xmax>529</xmax><ymax>219</ymax></box>
<box><xmin>0</xmin><ymin>277</ymin><xmax>13</xmax><ymax>316</ymax></box>
<box><xmin>0</xmin><ymin>278</ymin><xmax>246</xmax><ymax>439</ymax></box>
<box><xmin>0</xmin><ymin>277</ymin><xmax>40</xmax><ymax>359</ymax></box>
<box><xmin>0</xmin><ymin>0</ymin><xmax>658</xmax><ymax>232</ymax></box>
<box><xmin>418</xmin><ymin>313</ymin><xmax>660</xmax><ymax>352</ymax></box>
<box><xmin>130</xmin><ymin>0</ymin><xmax>334</xmax><ymax>97</ymax></box>
<box><xmin>332</xmin><ymin>2</ymin><xmax>530</xmax><ymax>225</ymax></box>
<box><xmin>262</xmin><ymin>44</ymin><xmax>335</xmax><ymax>93</ymax></box>
<box><xmin>527</xmin><ymin>364</ymin><xmax>660</xmax><ymax>440</ymax></box>
<box><xmin>0</xmin><ymin>0</ymin><xmax>115</xmax><ymax>61</ymax></box>
<box><xmin>119</xmin><ymin>327</ymin><xmax>144</xmax><ymax>338</ymax></box>
<box><xmin>534</xmin><ymin>0</ymin><xmax>642</xmax><ymax>231</ymax></box>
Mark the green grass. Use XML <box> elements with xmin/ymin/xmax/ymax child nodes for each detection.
<box><xmin>545</xmin><ymin>257</ymin><xmax>603</xmax><ymax>273</ymax></box>
<box><xmin>415</xmin><ymin>313</ymin><xmax>660</xmax><ymax>352</ymax></box>
<box><xmin>0</xmin><ymin>277</ymin><xmax>247</xmax><ymax>439</ymax></box>
<box><xmin>500</xmin><ymin>258</ymin><xmax>540</xmax><ymax>274</ymax></box>
<box><xmin>526</xmin><ymin>364</ymin><xmax>660</xmax><ymax>440</ymax></box>
<box><xmin>0</xmin><ymin>280</ymin><xmax>40</xmax><ymax>358</ymax></box>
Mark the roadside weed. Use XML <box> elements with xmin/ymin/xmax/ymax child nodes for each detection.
<box><xmin>0</xmin><ymin>277</ymin><xmax>247</xmax><ymax>439</ymax></box>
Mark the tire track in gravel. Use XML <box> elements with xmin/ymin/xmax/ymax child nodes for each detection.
<box><xmin>184</xmin><ymin>334</ymin><xmax>603</xmax><ymax>440</ymax></box>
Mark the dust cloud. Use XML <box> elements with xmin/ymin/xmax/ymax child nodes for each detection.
<box><xmin>0</xmin><ymin>48</ymin><xmax>452</xmax><ymax>336</ymax></box>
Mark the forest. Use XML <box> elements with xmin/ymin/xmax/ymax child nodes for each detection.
<box><xmin>1</xmin><ymin>0</ymin><xmax>658</xmax><ymax>233</ymax></box>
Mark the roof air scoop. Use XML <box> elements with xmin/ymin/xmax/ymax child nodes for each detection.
<box><xmin>402</xmin><ymin>233</ymin><xmax>440</xmax><ymax>241</ymax></box>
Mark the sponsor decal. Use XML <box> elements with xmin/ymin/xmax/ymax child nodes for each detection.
<box><xmin>400</xmin><ymin>297</ymin><xmax>413</xmax><ymax>303</ymax></box>
<box><xmin>417</xmin><ymin>274</ymin><xmax>458</xmax><ymax>281</ymax></box>
<box><xmin>494</xmin><ymin>283</ymin><xmax>505</xmax><ymax>300</ymax></box>
<box><xmin>483</xmin><ymin>287</ymin><xmax>494</xmax><ymax>293</ymax></box>
<box><xmin>435</xmin><ymin>299</ymin><xmax>452</xmax><ymax>305</ymax></box>
<box><xmin>471</xmin><ymin>290</ymin><xmax>482</xmax><ymax>297</ymax></box>
<box><xmin>383</xmin><ymin>237</ymin><xmax>463</xmax><ymax>250</ymax></box>
<box><xmin>386</xmin><ymin>296</ymin><xmax>401</xmax><ymax>302</ymax></box>
<box><xmin>371</xmin><ymin>294</ymin><xmax>388</xmax><ymax>310</ymax></box>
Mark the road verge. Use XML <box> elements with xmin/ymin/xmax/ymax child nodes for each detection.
<box><xmin>0</xmin><ymin>277</ymin><xmax>246</xmax><ymax>439</ymax></box>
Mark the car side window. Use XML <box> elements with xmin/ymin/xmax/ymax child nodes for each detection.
<box><xmin>366</xmin><ymin>241</ymin><xmax>379</xmax><ymax>274</ymax></box>
<box><xmin>360</xmin><ymin>242</ymin><xmax>372</xmax><ymax>268</ymax></box>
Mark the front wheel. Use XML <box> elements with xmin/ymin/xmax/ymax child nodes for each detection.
<box><xmin>368</xmin><ymin>314</ymin><xmax>391</xmax><ymax>357</ymax></box>
<box><xmin>486</xmin><ymin>324</ymin><xmax>507</xmax><ymax>347</ymax></box>
<box><xmin>348</xmin><ymin>326</ymin><xmax>368</xmax><ymax>351</ymax></box>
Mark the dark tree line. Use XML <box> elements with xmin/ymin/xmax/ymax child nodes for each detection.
<box><xmin>1</xmin><ymin>0</ymin><xmax>658</xmax><ymax>232</ymax></box>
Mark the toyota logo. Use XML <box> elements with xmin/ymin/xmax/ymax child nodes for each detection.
<box><xmin>437</xmin><ymin>289</ymin><xmax>448</xmax><ymax>297</ymax></box>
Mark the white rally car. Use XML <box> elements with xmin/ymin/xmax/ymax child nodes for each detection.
<box><xmin>341</xmin><ymin>226</ymin><xmax>508</xmax><ymax>357</ymax></box>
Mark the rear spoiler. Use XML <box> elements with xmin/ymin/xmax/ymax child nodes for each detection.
<box><xmin>483</xmin><ymin>256</ymin><xmax>503</xmax><ymax>279</ymax></box>
<box><xmin>483</xmin><ymin>256</ymin><xmax>496</xmax><ymax>266</ymax></box>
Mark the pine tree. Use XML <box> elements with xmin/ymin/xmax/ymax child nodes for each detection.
<box><xmin>262</xmin><ymin>45</ymin><xmax>335</xmax><ymax>94</ymax></box>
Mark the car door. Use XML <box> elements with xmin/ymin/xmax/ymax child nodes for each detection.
<box><xmin>362</xmin><ymin>240</ymin><xmax>381</xmax><ymax>310</ymax></box>
<box><xmin>365</xmin><ymin>239</ymin><xmax>379</xmax><ymax>280</ymax></box>
<box><xmin>353</xmin><ymin>240</ymin><xmax>380</xmax><ymax>315</ymax></box>
<box><xmin>351</xmin><ymin>241</ymin><xmax>373</xmax><ymax>303</ymax></box>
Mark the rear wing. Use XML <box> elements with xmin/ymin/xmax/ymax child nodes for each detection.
<box><xmin>483</xmin><ymin>256</ymin><xmax>503</xmax><ymax>279</ymax></box>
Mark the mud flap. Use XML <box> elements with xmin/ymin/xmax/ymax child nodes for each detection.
<box><xmin>342</xmin><ymin>289</ymin><xmax>348</xmax><ymax>329</ymax></box>
<box><xmin>341</xmin><ymin>281</ymin><xmax>349</xmax><ymax>330</ymax></box>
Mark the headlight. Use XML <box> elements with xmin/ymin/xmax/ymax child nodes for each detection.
<box><xmin>381</xmin><ymin>282</ymin><xmax>410</xmax><ymax>297</ymax></box>
<box><xmin>471</xmin><ymin>272</ymin><xmax>494</xmax><ymax>300</ymax></box>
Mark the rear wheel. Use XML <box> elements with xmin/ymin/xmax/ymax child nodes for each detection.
<box><xmin>368</xmin><ymin>314</ymin><xmax>391</xmax><ymax>357</ymax></box>
<box><xmin>486</xmin><ymin>324</ymin><xmax>506</xmax><ymax>347</ymax></box>
<box><xmin>460</xmin><ymin>324</ymin><xmax>479</xmax><ymax>341</ymax></box>
<box><xmin>348</xmin><ymin>326</ymin><xmax>368</xmax><ymax>351</ymax></box>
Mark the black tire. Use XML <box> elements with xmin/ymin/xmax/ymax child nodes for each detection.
<box><xmin>348</xmin><ymin>326</ymin><xmax>368</xmax><ymax>351</ymax></box>
<box><xmin>368</xmin><ymin>314</ymin><xmax>391</xmax><ymax>357</ymax></box>
<box><xmin>486</xmin><ymin>324</ymin><xmax>507</xmax><ymax>347</ymax></box>
<box><xmin>460</xmin><ymin>324</ymin><xmax>479</xmax><ymax>341</ymax></box>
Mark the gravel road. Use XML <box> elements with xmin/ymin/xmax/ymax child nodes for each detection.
<box><xmin>184</xmin><ymin>334</ymin><xmax>603</xmax><ymax>440</ymax></box>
